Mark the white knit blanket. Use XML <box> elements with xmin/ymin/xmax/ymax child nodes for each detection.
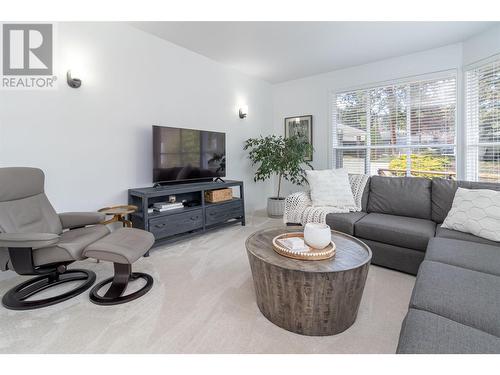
<box><xmin>283</xmin><ymin>174</ymin><xmax>369</xmax><ymax>225</ymax></box>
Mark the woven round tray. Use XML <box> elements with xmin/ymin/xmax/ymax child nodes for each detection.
<box><xmin>272</xmin><ymin>232</ymin><xmax>336</xmax><ymax>261</ymax></box>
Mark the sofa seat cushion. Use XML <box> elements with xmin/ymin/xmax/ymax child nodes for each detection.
<box><xmin>32</xmin><ymin>225</ymin><xmax>110</xmax><ymax>266</ymax></box>
<box><xmin>325</xmin><ymin>212</ymin><xmax>367</xmax><ymax>235</ymax></box>
<box><xmin>355</xmin><ymin>213</ymin><xmax>436</xmax><ymax>251</ymax></box>
<box><xmin>426</xmin><ymin>238</ymin><xmax>500</xmax><ymax>276</ymax></box>
<box><xmin>397</xmin><ymin>308</ymin><xmax>500</xmax><ymax>354</ymax></box>
<box><xmin>358</xmin><ymin>238</ymin><xmax>424</xmax><ymax>275</ymax></box>
<box><xmin>436</xmin><ymin>224</ymin><xmax>500</xmax><ymax>247</ymax></box>
<box><xmin>410</xmin><ymin>260</ymin><xmax>500</xmax><ymax>337</ymax></box>
<box><xmin>367</xmin><ymin>176</ymin><xmax>432</xmax><ymax>219</ymax></box>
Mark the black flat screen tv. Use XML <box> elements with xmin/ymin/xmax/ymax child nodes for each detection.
<box><xmin>153</xmin><ymin>125</ymin><xmax>226</xmax><ymax>183</ymax></box>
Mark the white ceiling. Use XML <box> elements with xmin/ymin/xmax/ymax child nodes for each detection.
<box><xmin>131</xmin><ymin>22</ymin><xmax>497</xmax><ymax>83</ymax></box>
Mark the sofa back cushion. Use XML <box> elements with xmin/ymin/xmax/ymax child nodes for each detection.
<box><xmin>367</xmin><ymin>176</ymin><xmax>432</xmax><ymax>219</ymax></box>
<box><xmin>432</xmin><ymin>179</ymin><xmax>500</xmax><ymax>223</ymax></box>
<box><xmin>361</xmin><ymin>177</ymin><xmax>370</xmax><ymax>212</ymax></box>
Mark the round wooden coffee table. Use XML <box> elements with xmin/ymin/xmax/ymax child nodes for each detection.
<box><xmin>246</xmin><ymin>227</ymin><xmax>372</xmax><ymax>336</ymax></box>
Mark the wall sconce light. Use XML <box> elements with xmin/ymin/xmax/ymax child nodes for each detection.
<box><xmin>239</xmin><ymin>105</ymin><xmax>248</xmax><ymax>119</ymax></box>
<box><xmin>67</xmin><ymin>70</ymin><xmax>82</xmax><ymax>88</ymax></box>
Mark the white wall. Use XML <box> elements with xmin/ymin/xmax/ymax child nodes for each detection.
<box><xmin>272</xmin><ymin>25</ymin><xmax>500</xmax><ymax>196</ymax></box>
<box><xmin>463</xmin><ymin>24</ymin><xmax>500</xmax><ymax>66</ymax></box>
<box><xmin>0</xmin><ymin>22</ymin><xmax>274</xmax><ymax>212</ymax></box>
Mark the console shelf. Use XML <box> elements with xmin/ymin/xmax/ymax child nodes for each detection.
<box><xmin>128</xmin><ymin>180</ymin><xmax>245</xmax><ymax>248</ymax></box>
<box><xmin>133</xmin><ymin>205</ymin><xmax>202</xmax><ymax>219</ymax></box>
<box><xmin>205</xmin><ymin>197</ymin><xmax>242</xmax><ymax>205</ymax></box>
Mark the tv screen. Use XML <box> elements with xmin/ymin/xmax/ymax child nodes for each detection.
<box><xmin>153</xmin><ymin>125</ymin><xmax>226</xmax><ymax>183</ymax></box>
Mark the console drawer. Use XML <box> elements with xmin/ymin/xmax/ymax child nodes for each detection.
<box><xmin>205</xmin><ymin>200</ymin><xmax>243</xmax><ymax>226</ymax></box>
<box><xmin>149</xmin><ymin>209</ymin><xmax>203</xmax><ymax>239</ymax></box>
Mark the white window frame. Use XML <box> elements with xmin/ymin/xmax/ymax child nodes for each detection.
<box><xmin>329</xmin><ymin>69</ymin><xmax>459</xmax><ymax>177</ymax></box>
<box><xmin>464</xmin><ymin>53</ymin><xmax>500</xmax><ymax>182</ymax></box>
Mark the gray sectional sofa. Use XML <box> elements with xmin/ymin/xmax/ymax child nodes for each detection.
<box><xmin>297</xmin><ymin>175</ymin><xmax>500</xmax><ymax>353</ymax></box>
<box><xmin>396</xmin><ymin>237</ymin><xmax>500</xmax><ymax>353</ymax></box>
<box><xmin>324</xmin><ymin>175</ymin><xmax>500</xmax><ymax>275</ymax></box>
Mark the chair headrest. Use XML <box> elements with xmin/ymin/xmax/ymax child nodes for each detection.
<box><xmin>0</xmin><ymin>167</ymin><xmax>45</xmax><ymax>202</ymax></box>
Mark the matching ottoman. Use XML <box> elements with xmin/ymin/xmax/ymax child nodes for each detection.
<box><xmin>83</xmin><ymin>228</ymin><xmax>155</xmax><ymax>305</ymax></box>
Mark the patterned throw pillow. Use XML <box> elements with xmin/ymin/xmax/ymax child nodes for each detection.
<box><xmin>442</xmin><ymin>188</ymin><xmax>500</xmax><ymax>242</ymax></box>
<box><xmin>305</xmin><ymin>169</ymin><xmax>356</xmax><ymax>209</ymax></box>
<box><xmin>349</xmin><ymin>173</ymin><xmax>369</xmax><ymax>211</ymax></box>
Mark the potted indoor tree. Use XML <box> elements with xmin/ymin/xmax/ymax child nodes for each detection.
<box><xmin>244</xmin><ymin>134</ymin><xmax>313</xmax><ymax>217</ymax></box>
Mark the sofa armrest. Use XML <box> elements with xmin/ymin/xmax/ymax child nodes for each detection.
<box><xmin>59</xmin><ymin>212</ymin><xmax>105</xmax><ymax>229</ymax></box>
<box><xmin>283</xmin><ymin>191</ymin><xmax>312</xmax><ymax>224</ymax></box>
<box><xmin>0</xmin><ymin>233</ymin><xmax>60</xmax><ymax>249</ymax></box>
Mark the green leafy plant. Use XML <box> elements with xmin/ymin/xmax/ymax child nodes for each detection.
<box><xmin>388</xmin><ymin>154</ymin><xmax>453</xmax><ymax>178</ymax></box>
<box><xmin>244</xmin><ymin>135</ymin><xmax>313</xmax><ymax>199</ymax></box>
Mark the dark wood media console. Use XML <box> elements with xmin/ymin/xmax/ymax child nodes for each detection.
<box><xmin>128</xmin><ymin>180</ymin><xmax>245</xmax><ymax>247</ymax></box>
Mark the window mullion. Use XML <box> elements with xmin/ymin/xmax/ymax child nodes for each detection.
<box><xmin>365</xmin><ymin>90</ymin><xmax>371</xmax><ymax>175</ymax></box>
<box><xmin>406</xmin><ymin>84</ymin><xmax>412</xmax><ymax>177</ymax></box>
<box><xmin>466</xmin><ymin>69</ymin><xmax>480</xmax><ymax>181</ymax></box>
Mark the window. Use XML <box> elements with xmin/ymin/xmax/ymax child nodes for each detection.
<box><xmin>333</xmin><ymin>75</ymin><xmax>457</xmax><ymax>179</ymax></box>
<box><xmin>466</xmin><ymin>58</ymin><xmax>500</xmax><ymax>183</ymax></box>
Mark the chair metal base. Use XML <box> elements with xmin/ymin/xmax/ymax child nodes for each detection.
<box><xmin>89</xmin><ymin>263</ymin><xmax>153</xmax><ymax>305</ymax></box>
<box><xmin>2</xmin><ymin>269</ymin><xmax>96</xmax><ymax>310</ymax></box>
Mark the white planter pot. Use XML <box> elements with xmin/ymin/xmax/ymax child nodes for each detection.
<box><xmin>267</xmin><ymin>197</ymin><xmax>285</xmax><ymax>217</ymax></box>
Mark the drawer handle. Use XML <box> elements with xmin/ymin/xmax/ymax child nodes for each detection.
<box><xmin>155</xmin><ymin>223</ymin><xmax>166</xmax><ymax>228</ymax></box>
<box><xmin>191</xmin><ymin>216</ymin><xmax>199</xmax><ymax>220</ymax></box>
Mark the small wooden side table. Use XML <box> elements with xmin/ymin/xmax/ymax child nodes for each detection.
<box><xmin>98</xmin><ymin>205</ymin><xmax>138</xmax><ymax>228</ymax></box>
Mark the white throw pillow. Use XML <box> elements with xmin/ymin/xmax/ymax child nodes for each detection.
<box><xmin>442</xmin><ymin>187</ymin><xmax>500</xmax><ymax>242</ymax></box>
<box><xmin>306</xmin><ymin>169</ymin><xmax>356</xmax><ymax>209</ymax></box>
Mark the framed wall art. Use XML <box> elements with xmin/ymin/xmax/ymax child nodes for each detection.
<box><xmin>284</xmin><ymin>115</ymin><xmax>313</xmax><ymax>161</ymax></box>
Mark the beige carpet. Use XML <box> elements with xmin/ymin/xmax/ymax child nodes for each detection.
<box><xmin>0</xmin><ymin>211</ymin><xmax>415</xmax><ymax>353</ymax></box>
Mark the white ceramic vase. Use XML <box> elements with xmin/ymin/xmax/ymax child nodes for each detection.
<box><xmin>304</xmin><ymin>223</ymin><xmax>331</xmax><ymax>249</ymax></box>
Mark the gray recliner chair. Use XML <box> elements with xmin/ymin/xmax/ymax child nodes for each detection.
<box><xmin>0</xmin><ymin>167</ymin><xmax>110</xmax><ymax>310</ymax></box>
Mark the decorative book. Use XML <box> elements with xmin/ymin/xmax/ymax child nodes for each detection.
<box><xmin>277</xmin><ymin>237</ymin><xmax>308</xmax><ymax>252</ymax></box>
